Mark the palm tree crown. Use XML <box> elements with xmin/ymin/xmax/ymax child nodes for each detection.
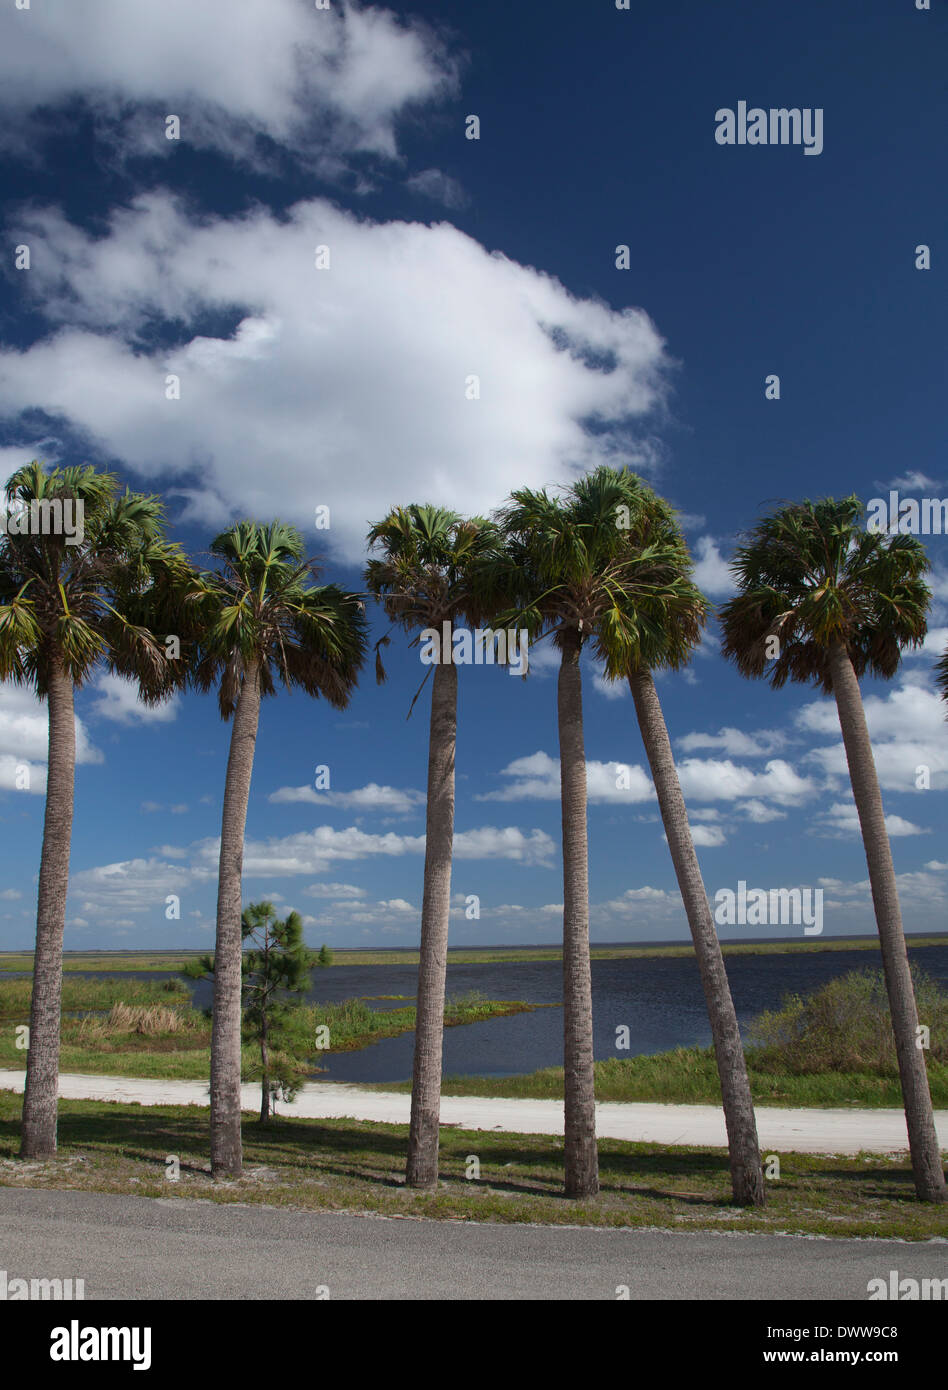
<box><xmin>720</xmin><ymin>496</ymin><xmax>930</xmax><ymax>690</ymax></box>
<box><xmin>190</xmin><ymin>520</ymin><xmax>368</xmax><ymax>715</ymax></box>
<box><xmin>497</xmin><ymin>466</ymin><xmax>701</xmax><ymax>657</ymax></box>
<box><xmin>0</xmin><ymin>460</ymin><xmax>187</xmax><ymax>697</ymax></box>
<box><xmin>365</xmin><ymin>504</ymin><xmax>504</xmax><ymax>653</ymax></box>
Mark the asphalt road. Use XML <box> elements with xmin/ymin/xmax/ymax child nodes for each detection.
<box><xmin>1</xmin><ymin>1188</ymin><xmax>945</xmax><ymax>1300</ymax></box>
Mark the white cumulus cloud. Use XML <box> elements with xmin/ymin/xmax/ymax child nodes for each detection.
<box><xmin>0</xmin><ymin>684</ymin><xmax>102</xmax><ymax>794</ymax></box>
<box><xmin>0</xmin><ymin>0</ymin><xmax>457</xmax><ymax>167</ymax></box>
<box><xmin>0</xmin><ymin>194</ymin><xmax>670</xmax><ymax>564</ymax></box>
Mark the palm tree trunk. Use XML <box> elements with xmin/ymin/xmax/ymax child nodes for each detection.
<box><xmin>828</xmin><ymin>639</ymin><xmax>946</xmax><ymax>1202</ymax></box>
<box><xmin>210</xmin><ymin>659</ymin><xmax>262</xmax><ymax>1177</ymax></box>
<box><xmin>406</xmin><ymin>650</ymin><xmax>457</xmax><ymax>1188</ymax></box>
<box><xmin>260</xmin><ymin>1011</ymin><xmax>270</xmax><ymax>1124</ymax></box>
<box><xmin>20</xmin><ymin>661</ymin><xmax>76</xmax><ymax>1159</ymax></box>
<box><xmin>558</xmin><ymin>628</ymin><xmax>599</xmax><ymax>1198</ymax></box>
<box><xmin>629</xmin><ymin>669</ymin><xmax>765</xmax><ymax>1206</ymax></box>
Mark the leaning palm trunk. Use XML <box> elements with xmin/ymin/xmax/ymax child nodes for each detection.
<box><xmin>558</xmin><ymin>631</ymin><xmax>599</xmax><ymax>1198</ymax></box>
<box><xmin>20</xmin><ymin>663</ymin><xmax>76</xmax><ymax>1158</ymax></box>
<box><xmin>406</xmin><ymin>653</ymin><xmax>458</xmax><ymax>1188</ymax></box>
<box><xmin>828</xmin><ymin>641</ymin><xmax>946</xmax><ymax>1202</ymax></box>
<box><xmin>629</xmin><ymin>669</ymin><xmax>765</xmax><ymax>1206</ymax></box>
<box><xmin>210</xmin><ymin>660</ymin><xmax>262</xmax><ymax>1177</ymax></box>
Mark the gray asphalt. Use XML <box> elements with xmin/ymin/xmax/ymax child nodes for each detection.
<box><xmin>1</xmin><ymin>1188</ymin><xmax>945</xmax><ymax>1300</ymax></box>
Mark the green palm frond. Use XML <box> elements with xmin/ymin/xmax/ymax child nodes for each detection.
<box><xmin>497</xmin><ymin>465</ymin><xmax>709</xmax><ymax>676</ymax></box>
<box><xmin>365</xmin><ymin>505</ymin><xmax>505</xmax><ymax>635</ymax></box>
<box><xmin>192</xmin><ymin>521</ymin><xmax>367</xmax><ymax>719</ymax></box>
<box><xmin>0</xmin><ymin>460</ymin><xmax>191</xmax><ymax>699</ymax></box>
<box><xmin>721</xmin><ymin>496</ymin><xmax>930</xmax><ymax>693</ymax></box>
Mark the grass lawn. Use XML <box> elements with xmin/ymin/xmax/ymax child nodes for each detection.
<box><xmin>0</xmin><ymin>1090</ymin><xmax>945</xmax><ymax>1239</ymax></box>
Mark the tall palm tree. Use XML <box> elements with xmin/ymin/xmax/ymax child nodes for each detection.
<box><xmin>0</xmin><ymin>460</ymin><xmax>187</xmax><ymax>1158</ymax></box>
<box><xmin>498</xmin><ymin>467</ymin><xmax>705</xmax><ymax>1198</ymax></box>
<box><xmin>191</xmin><ymin>522</ymin><xmax>367</xmax><ymax>1177</ymax></box>
<box><xmin>720</xmin><ymin>496</ymin><xmax>945</xmax><ymax>1203</ymax></box>
<box><xmin>365</xmin><ymin>505</ymin><xmax>505</xmax><ymax>1189</ymax></box>
<box><xmin>594</xmin><ymin>476</ymin><xmax>764</xmax><ymax>1205</ymax></box>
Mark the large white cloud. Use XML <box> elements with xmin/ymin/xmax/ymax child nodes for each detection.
<box><xmin>798</xmin><ymin>678</ymin><xmax>948</xmax><ymax>793</ymax></box>
<box><xmin>0</xmin><ymin>683</ymin><xmax>102</xmax><ymax>794</ymax></box>
<box><xmin>0</xmin><ymin>194</ymin><xmax>670</xmax><ymax>562</ymax></box>
<box><xmin>0</xmin><ymin>0</ymin><xmax>456</xmax><ymax>166</ymax></box>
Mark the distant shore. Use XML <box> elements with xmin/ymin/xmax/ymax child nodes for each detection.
<box><xmin>1</xmin><ymin>934</ymin><xmax>946</xmax><ymax>971</ymax></box>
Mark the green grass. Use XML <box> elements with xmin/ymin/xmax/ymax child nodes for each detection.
<box><xmin>747</xmin><ymin>965</ymin><xmax>948</xmax><ymax>1071</ymax></box>
<box><xmin>0</xmin><ymin>1090</ymin><xmax>945</xmax><ymax>1239</ymax></box>
<box><xmin>0</xmin><ymin>976</ymin><xmax>189</xmax><ymax>1019</ymax></box>
<box><xmin>364</xmin><ymin>1046</ymin><xmax>948</xmax><ymax>1109</ymax></box>
<box><xmin>0</xmin><ymin>954</ymin><xmax>201</xmax><ymax>973</ymax></box>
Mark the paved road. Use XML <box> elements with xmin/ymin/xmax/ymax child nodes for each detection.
<box><xmin>2</xmin><ymin>1070</ymin><xmax>946</xmax><ymax>1155</ymax></box>
<box><xmin>1</xmin><ymin>1188</ymin><xmax>945</xmax><ymax>1300</ymax></box>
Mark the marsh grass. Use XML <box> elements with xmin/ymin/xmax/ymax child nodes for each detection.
<box><xmin>0</xmin><ymin>979</ymin><xmax>537</xmax><ymax>1079</ymax></box>
<box><xmin>0</xmin><ymin>976</ymin><xmax>188</xmax><ymax>1019</ymax></box>
<box><xmin>371</xmin><ymin>1048</ymin><xmax>948</xmax><ymax>1108</ymax></box>
<box><xmin>77</xmin><ymin>1002</ymin><xmax>202</xmax><ymax>1039</ymax></box>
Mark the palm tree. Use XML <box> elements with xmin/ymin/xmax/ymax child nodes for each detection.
<box><xmin>498</xmin><ymin>467</ymin><xmax>702</xmax><ymax>1198</ymax></box>
<box><xmin>594</xmin><ymin>477</ymin><xmax>764</xmax><ymax>1205</ymax></box>
<box><xmin>365</xmin><ymin>505</ymin><xmax>505</xmax><ymax>1189</ymax></box>
<box><xmin>191</xmin><ymin>522</ymin><xmax>367</xmax><ymax>1177</ymax></box>
<box><xmin>0</xmin><ymin>460</ymin><xmax>187</xmax><ymax>1158</ymax></box>
<box><xmin>720</xmin><ymin>496</ymin><xmax>945</xmax><ymax>1203</ymax></box>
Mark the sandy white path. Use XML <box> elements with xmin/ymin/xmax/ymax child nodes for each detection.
<box><xmin>2</xmin><ymin>1070</ymin><xmax>945</xmax><ymax>1155</ymax></box>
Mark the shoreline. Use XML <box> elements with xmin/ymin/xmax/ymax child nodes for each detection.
<box><xmin>2</xmin><ymin>934</ymin><xmax>946</xmax><ymax>972</ymax></box>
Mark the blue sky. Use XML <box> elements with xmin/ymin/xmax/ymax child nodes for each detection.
<box><xmin>1</xmin><ymin>0</ymin><xmax>947</xmax><ymax>949</ymax></box>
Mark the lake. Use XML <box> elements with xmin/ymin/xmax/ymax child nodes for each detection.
<box><xmin>11</xmin><ymin>944</ymin><xmax>947</xmax><ymax>1083</ymax></box>
<box><xmin>192</xmin><ymin>942</ymin><xmax>948</xmax><ymax>1083</ymax></box>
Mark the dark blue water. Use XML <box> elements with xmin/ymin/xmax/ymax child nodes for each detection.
<box><xmin>13</xmin><ymin>945</ymin><xmax>948</xmax><ymax>1082</ymax></box>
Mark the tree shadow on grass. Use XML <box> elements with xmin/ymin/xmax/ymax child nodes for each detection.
<box><xmin>3</xmin><ymin>1101</ymin><xmax>925</xmax><ymax>1211</ymax></box>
